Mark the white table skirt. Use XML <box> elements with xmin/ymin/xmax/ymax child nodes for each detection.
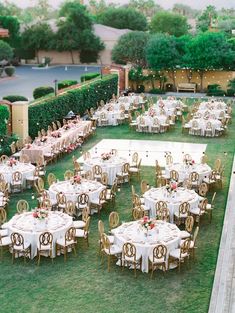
<box><xmin>49</xmin><ymin>179</ymin><xmax>105</xmax><ymax>205</ymax></box>
<box><xmin>0</xmin><ymin>162</ymin><xmax>35</xmax><ymax>190</ymax></box>
<box><xmin>94</xmin><ymin>110</ymin><xmax>122</xmax><ymax>126</ymax></box>
<box><xmin>83</xmin><ymin>156</ymin><xmax>127</xmax><ymax>185</ymax></box>
<box><xmin>188</xmin><ymin>118</ymin><xmax>222</xmax><ymax>136</ymax></box>
<box><xmin>152</xmin><ymin>106</ymin><xmax>176</xmax><ymax>117</ymax></box>
<box><xmin>199</xmin><ymin>101</ymin><xmax>227</xmax><ymax>111</ymax></box>
<box><xmin>144</xmin><ymin>187</ymin><xmax>199</xmax><ymax>223</ymax></box>
<box><xmin>196</xmin><ymin>109</ymin><xmax>225</xmax><ymax>119</ymax></box>
<box><xmin>156</xmin><ymin>99</ymin><xmax>183</xmax><ymax>110</ymax></box>
<box><xmin>113</xmin><ymin>221</ymin><xmax>181</xmax><ymax>273</ymax></box>
<box><xmin>4</xmin><ymin>211</ymin><xmax>73</xmax><ymax>258</ymax></box>
<box><xmin>165</xmin><ymin>163</ymin><xmax>211</xmax><ymax>183</ymax></box>
<box><xmin>136</xmin><ymin>115</ymin><xmax>168</xmax><ymax>132</ymax></box>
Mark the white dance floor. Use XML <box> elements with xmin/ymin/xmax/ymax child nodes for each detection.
<box><xmin>79</xmin><ymin>139</ymin><xmax>207</xmax><ymax>166</ymax></box>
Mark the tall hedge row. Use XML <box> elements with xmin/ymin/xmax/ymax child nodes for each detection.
<box><xmin>0</xmin><ymin>105</ymin><xmax>10</xmax><ymax>135</ymax></box>
<box><xmin>28</xmin><ymin>74</ymin><xmax>118</xmax><ymax>138</ymax></box>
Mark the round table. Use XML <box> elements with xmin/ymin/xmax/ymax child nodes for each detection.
<box><xmin>152</xmin><ymin>106</ymin><xmax>176</xmax><ymax>117</ymax></box>
<box><xmin>156</xmin><ymin>99</ymin><xmax>183</xmax><ymax>109</ymax></box>
<box><xmin>165</xmin><ymin>162</ymin><xmax>211</xmax><ymax>183</ymax></box>
<box><xmin>4</xmin><ymin>211</ymin><xmax>73</xmax><ymax>258</ymax></box>
<box><xmin>49</xmin><ymin>179</ymin><xmax>105</xmax><ymax>205</ymax></box>
<box><xmin>112</xmin><ymin>220</ymin><xmax>181</xmax><ymax>273</ymax></box>
<box><xmin>136</xmin><ymin>115</ymin><xmax>168</xmax><ymax>132</ymax></box>
<box><xmin>188</xmin><ymin>118</ymin><xmax>222</xmax><ymax>136</ymax></box>
<box><xmin>0</xmin><ymin>161</ymin><xmax>35</xmax><ymax>190</ymax></box>
<box><xmin>83</xmin><ymin>156</ymin><xmax>127</xmax><ymax>185</ymax></box>
<box><xmin>198</xmin><ymin>101</ymin><xmax>227</xmax><ymax>111</ymax></box>
<box><xmin>196</xmin><ymin>109</ymin><xmax>225</xmax><ymax>119</ymax></box>
<box><xmin>144</xmin><ymin>187</ymin><xmax>199</xmax><ymax>222</ymax></box>
<box><xmin>94</xmin><ymin>110</ymin><xmax>123</xmax><ymax>126</ymax></box>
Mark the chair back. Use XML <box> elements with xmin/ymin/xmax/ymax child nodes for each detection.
<box><xmin>166</xmin><ymin>154</ymin><xmax>173</xmax><ymax>166</ymax></box>
<box><xmin>99</xmin><ymin>189</ymin><xmax>107</xmax><ymax>202</ymax></box>
<box><xmin>84</xmin><ymin>216</ymin><xmax>91</xmax><ymax>235</ymax></box>
<box><xmin>17</xmin><ymin>200</ymin><xmax>29</xmax><ymax>214</ymax></box>
<box><xmin>183</xmin><ymin>154</ymin><xmax>192</xmax><ymax>162</ymax></box>
<box><xmin>37</xmin><ymin>177</ymin><xmax>45</xmax><ymax>191</ymax></box>
<box><xmin>185</xmin><ymin>216</ymin><xmax>194</xmax><ymax>233</ymax></box>
<box><xmin>132</xmin><ymin>152</ymin><xmax>138</xmax><ymax>166</ymax></box>
<box><xmin>180</xmin><ymin>237</ymin><xmax>190</xmax><ymax>256</ymax></box>
<box><xmin>122</xmin><ymin>162</ymin><xmax>130</xmax><ymax>174</ymax></box>
<box><xmin>65</xmin><ymin>227</ymin><xmax>76</xmax><ymax>243</ymax></box>
<box><xmin>40</xmin><ymin>199</ymin><xmax>52</xmax><ymax>210</ymax></box>
<box><xmin>84</xmin><ymin>170</ymin><xmax>93</xmax><ymax>180</ymax></box>
<box><xmin>101</xmin><ymin>172</ymin><xmax>108</xmax><ymax>186</ymax></box>
<box><xmin>123</xmin><ymin>242</ymin><xmax>137</xmax><ymax>261</ymax></box>
<box><xmin>189</xmin><ymin>171</ymin><xmax>199</xmax><ymax>183</ymax></box>
<box><xmin>109</xmin><ymin>211</ymin><xmax>119</xmax><ymax>229</ymax></box>
<box><xmin>0</xmin><ymin>155</ymin><xmax>9</xmax><ymax>163</ymax></box>
<box><xmin>98</xmin><ymin>220</ymin><xmax>105</xmax><ymax>237</ymax></box>
<box><xmin>152</xmin><ymin>244</ymin><xmax>167</xmax><ymax>262</ymax></box>
<box><xmin>0</xmin><ymin>207</ymin><xmax>7</xmax><ymax>225</ymax></box>
<box><xmin>156</xmin><ymin>207</ymin><xmax>169</xmax><ymax>222</ymax></box>
<box><xmin>11</xmin><ymin>232</ymin><xmax>25</xmax><ymax>248</ymax></box>
<box><xmin>12</xmin><ymin>171</ymin><xmax>22</xmax><ymax>183</ymax></box>
<box><xmin>93</xmin><ymin>165</ymin><xmax>102</xmax><ymax>176</ymax></box>
<box><xmin>132</xmin><ymin>207</ymin><xmax>145</xmax><ymax>220</ymax></box>
<box><xmin>77</xmin><ymin>193</ymin><xmax>89</xmax><ymax>206</ymax></box>
<box><xmin>198</xmin><ymin>182</ymin><xmax>208</xmax><ymax>197</ymax></box>
<box><xmin>101</xmin><ymin>233</ymin><xmax>111</xmax><ymax>252</ymax></box>
<box><xmin>81</xmin><ymin>206</ymin><xmax>90</xmax><ymax>222</ymax></box>
<box><xmin>214</xmin><ymin>158</ymin><xmax>222</xmax><ymax>172</ymax></box>
<box><xmin>65</xmin><ymin>201</ymin><xmax>75</xmax><ymax>216</ymax></box>
<box><xmin>170</xmin><ymin>170</ymin><xmax>179</xmax><ymax>181</ymax></box>
<box><xmin>64</xmin><ymin>170</ymin><xmax>74</xmax><ymax>181</ymax></box>
<box><xmin>56</xmin><ymin>192</ymin><xmax>67</xmax><ymax>205</ymax></box>
<box><xmin>47</xmin><ymin>173</ymin><xmax>56</xmax><ymax>186</ymax></box>
<box><xmin>156</xmin><ymin>200</ymin><xmax>167</xmax><ymax>211</ymax></box>
<box><xmin>179</xmin><ymin>202</ymin><xmax>190</xmax><ymax>216</ymax></box>
<box><xmin>140</xmin><ymin>180</ymin><xmax>149</xmax><ymax>194</ymax></box>
<box><xmin>39</xmin><ymin>232</ymin><xmax>53</xmax><ymax>249</ymax></box>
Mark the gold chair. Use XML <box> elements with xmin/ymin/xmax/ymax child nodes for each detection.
<box><xmin>149</xmin><ymin>244</ymin><xmax>167</xmax><ymax>278</ymax></box>
<box><xmin>76</xmin><ymin>193</ymin><xmax>89</xmax><ymax>215</ymax></box>
<box><xmin>74</xmin><ymin>206</ymin><xmax>90</xmax><ymax>229</ymax></box>
<box><xmin>188</xmin><ymin>226</ymin><xmax>199</xmax><ymax>260</ymax></box>
<box><xmin>203</xmin><ymin>170</ymin><xmax>217</xmax><ymax>190</ymax></box>
<box><xmin>122</xmin><ymin>242</ymin><xmax>142</xmax><ymax>277</ymax></box>
<box><xmin>129</xmin><ymin>159</ymin><xmax>141</xmax><ymax>181</ymax></box>
<box><xmin>174</xmin><ymin>202</ymin><xmax>190</xmax><ymax>226</ymax></box>
<box><xmin>204</xmin><ymin>122</ymin><xmax>213</xmax><ymax>137</ymax></box>
<box><xmin>169</xmin><ymin>170</ymin><xmax>179</xmax><ymax>182</ymax></box>
<box><xmin>64</xmin><ymin>170</ymin><xmax>74</xmax><ymax>181</ymax></box>
<box><xmin>198</xmin><ymin>182</ymin><xmax>208</xmax><ymax>199</ymax></box>
<box><xmin>156</xmin><ymin>206</ymin><xmax>170</xmax><ymax>222</ymax></box>
<box><xmin>109</xmin><ymin>211</ymin><xmax>119</xmax><ymax>230</ymax></box>
<box><xmin>47</xmin><ymin>173</ymin><xmax>57</xmax><ymax>186</ymax></box>
<box><xmin>131</xmin><ymin>152</ymin><xmax>138</xmax><ymax>168</ymax></box>
<box><xmin>190</xmin><ymin>198</ymin><xmax>207</xmax><ymax>225</ymax></box>
<box><xmin>56</xmin><ymin>192</ymin><xmax>67</xmax><ymax>211</ymax></box>
<box><xmin>16</xmin><ymin>200</ymin><xmax>29</xmax><ymax>214</ymax></box>
<box><xmin>40</xmin><ymin>198</ymin><xmax>52</xmax><ymax>211</ymax></box>
<box><xmin>140</xmin><ymin>180</ymin><xmax>149</xmax><ymax>194</ymax></box>
<box><xmin>56</xmin><ymin>227</ymin><xmax>77</xmax><ymax>262</ymax></box>
<box><xmin>34</xmin><ymin>177</ymin><xmax>45</xmax><ymax>197</ymax></box>
<box><xmin>132</xmin><ymin>206</ymin><xmax>145</xmax><ymax>220</ymax></box>
<box><xmin>189</xmin><ymin>171</ymin><xmax>200</xmax><ymax>191</ymax></box>
<box><xmin>92</xmin><ymin>165</ymin><xmax>102</xmax><ymax>181</ymax></box>
<box><xmin>100</xmin><ymin>233</ymin><xmax>122</xmax><ymax>272</ymax></box>
<box><xmin>26</xmin><ymin>168</ymin><xmax>39</xmax><ymax>189</ymax></box>
<box><xmin>180</xmin><ymin>216</ymin><xmax>194</xmax><ymax>239</ymax></box>
<box><xmin>75</xmin><ymin>216</ymin><xmax>91</xmax><ymax>247</ymax></box>
<box><xmin>11</xmin><ymin>171</ymin><xmax>23</xmax><ymax>193</ymax></box>
<box><xmin>106</xmin><ymin>181</ymin><xmax>117</xmax><ymax>206</ymax></box>
<box><xmin>166</xmin><ymin>154</ymin><xmax>173</xmax><ymax>166</ymax></box>
<box><xmin>11</xmin><ymin>232</ymin><xmax>31</xmax><ymax>263</ymax></box>
<box><xmin>116</xmin><ymin>163</ymin><xmax>130</xmax><ymax>185</ymax></box>
<box><xmin>65</xmin><ymin>200</ymin><xmax>76</xmax><ymax>217</ymax></box>
<box><xmin>200</xmin><ymin>154</ymin><xmax>208</xmax><ymax>164</ymax></box>
<box><xmin>168</xmin><ymin>238</ymin><xmax>190</xmax><ymax>272</ymax></box>
<box><xmin>37</xmin><ymin>232</ymin><xmax>53</xmax><ymax>265</ymax></box>
<box><xmin>90</xmin><ymin>189</ymin><xmax>107</xmax><ymax>215</ymax></box>
<box><xmin>101</xmin><ymin>172</ymin><xmax>109</xmax><ymax>186</ymax></box>
<box><xmin>206</xmin><ymin>192</ymin><xmax>216</xmax><ymax>223</ymax></box>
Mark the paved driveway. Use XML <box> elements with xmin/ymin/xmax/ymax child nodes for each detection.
<box><xmin>0</xmin><ymin>65</ymin><xmax>101</xmax><ymax>100</ymax></box>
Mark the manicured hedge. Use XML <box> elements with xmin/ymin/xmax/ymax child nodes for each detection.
<box><xmin>80</xmin><ymin>72</ymin><xmax>100</xmax><ymax>82</ymax></box>
<box><xmin>28</xmin><ymin>74</ymin><xmax>118</xmax><ymax>138</ymax></box>
<box><xmin>33</xmin><ymin>86</ymin><xmax>55</xmax><ymax>99</ymax></box>
<box><xmin>58</xmin><ymin>80</ymin><xmax>78</xmax><ymax>90</ymax></box>
<box><xmin>3</xmin><ymin>95</ymin><xmax>28</xmax><ymax>102</ymax></box>
<box><xmin>0</xmin><ymin>105</ymin><xmax>10</xmax><ymax>135</ymax></box>
<box><xmin>4</xmin><ymin>66</ymin><xmax>15</xmax><ymax>77</ymax></box>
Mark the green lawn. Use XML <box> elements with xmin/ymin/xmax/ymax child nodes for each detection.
<box><xmin>1</xmin><ymin>100</ymin><xmax>234</xmax><ymax>313</ymax></box>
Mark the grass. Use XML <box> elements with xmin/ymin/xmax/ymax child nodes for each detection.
<box><xmin>0</xmin><ymin>99</ymin><xmax>234</xmax><ymax>313</ymax></box>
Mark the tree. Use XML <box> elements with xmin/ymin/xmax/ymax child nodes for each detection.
<box><xmin>21</xmin><ymin>23</ymin><xmax>54</xmax><ymax>63</ymax></box>
<box><xmin>0</xmin><ymin>16</ymin><xmax>20</xmax><ymax>48</ymax></box>
<box><xmin>150</xmin><ymin>11</ymin><xmax>189</xmax><ymax>37</ymax></box>
<box><xmin>88</xmin><ymin>0</ymin><xmax>116</xmax><ymax>17</ymax></box>
<box><xmin>172</xmin><ymin>3</ymin><xmax>199</xmax><ymax>18</ymax></box>
<box><xmin>184</xmin><ymin>32</ymin><xmax>235</xmax><ymax>91</ymax></box>
<box><xmin>112</xmin><ymin>31</ymin><xmax>150</xmax><ymax>66</ymax></box>
<box><xmin>146</xmin><ymin>34</ymin><xmax>180</xmax><ymax>89</ymax></box>
<box><xmin>218</xmin><ymin>18</ymin><xmax>235</xmax><ymax>37</ymax></box>
<box><xmin>97</xmin><ymin>7</ymin><xmax>147</xmax><ymax>31</ymax></box>
<box><xmin>196</xmin><ymin>5</ymin><xmax>217</xmax><ymax>32</ymax></box>
<box><xmin>55</xmin><ymin>2</ymin><xmax>104</xmax><ymax>64</ymax></box>
<box><xmin>0</xmin><ymin>40</ymin><xmax>13</xmax><ymax>61</ymax></box>
<box><xmin>127</xmin><ymin>0</ymin><xmax>162</xmax><ymax>19</ymax></box>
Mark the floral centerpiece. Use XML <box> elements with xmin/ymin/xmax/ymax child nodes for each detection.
<box><xmin>72</xmin><ymin>175</ymin><xmax>82</xmax><ymax>185</ymax></box>
<box><xmin>140</xmin><ymin>216</ymin><xmax>156</xmax><ymax>233</ymax></box>
<box><xmin>25</xmin><ymin>144</ymin><xmax>31</xmax><ymax>149</ymax></box>
<box><xmin>40</xmin><ymin>136</ymin><xmax>47</xmax><ymax>143</ymax></box>
<box><xmin>33</xmin><ymin>207</ymin><xmax>49</xmax><ymax>219</ymax></box>
<box><xmin>148</xmin><ymin>108</ymin><xmax>156</xmax><ymax>117</ymax></box>
<box><xmin>101</xmin><ymin>152</ymin><xmax>112</xmax><ymax>161</ymax></box>
<box><xmin>51</xmin><ymin>131</ymin><xmax>61</xmax><ymax>138</ymax></box>
<box><xmin>184</xmin><ymin>159</ymin><xmax>195</xmax><ymax>166</ymax></box>
<box><xmin>7</xmin><ymin>158</ymin><xmax>17</xmax><ymax>167</ymax></box>
<box><xmin>159</xmin><ymin>100</ymin><xmax>165</xmax><ymax>108</ymax></box>
<box><xmin>166</xmin><ymin>181</ymin><xmax>178</xmax><ymax>194</ymax></box>
<box><xmin>63</xmin><ymin>124</ymin><xmax>71</xmax><ymax>131</ymax></box>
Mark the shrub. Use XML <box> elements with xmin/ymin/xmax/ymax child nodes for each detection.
<box><xmin>0</xmin><ymin>134</ymin><xmax>19</xmax><ymax>156</ymax></box>
<box><xmin>58</xmin><ymin>80</ymin><xmax>78</xmax><ymax>90</ymax></box>
<box><xmin>207</xmin><ymin>84</ymin><xmax>226</xmax><ymax>96</ymax></box>
<box><xmin>3</xmin><ymin>95</ymin><xmax>28</xmax><ymax>102</ymax></box>
<box><xmin>148</xmin><ymin>88</ymin><xmax>165</xmax><ymax>94</ymax></box>
<box><xmin>80</xmin><ymin>50</ymin><xmax>99</xmax><ymax>63</ymax></box>
<box><xmin>4</xmin><ymin>66</ymin><xmax>15</xmax><ymax>77</ymax></box>
<box><xmin>28</xmin><ymin>75</ymin><xmax>118</xmax><ymax>138</ymax></box>
<box><xmin>136</xmin><ymin>85</ymin><xmax>145</xmax><ymax>93</ymax></box>
<box><xmin>80</xmin><ymin>72</ymin><xmax>100</xmax><ymax>82</ymax></box>
<box><xmin>227</xmin><ymin>89</ymin><xmax>235</xmax><ymax>97</ymax></box>
<box><xmin>33</xmin><ymin>86</ymin><xmax>55</xmax><ymax>99</ymax></box>
<box><xmin>0</xmin><ymin>105</ymin><xmax>10</xmax><ymax>135</ymax></box>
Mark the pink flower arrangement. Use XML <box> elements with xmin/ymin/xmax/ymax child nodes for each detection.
<box><xmin>166</xmin><ymin>181</ymin><xmax>178</xmax><ymax>193</ymax></box>
<box><xmin>72</xmin><ymin>175</ymin><xmax>82</xmax><ymax>185</ymax></box>
<box><xmin>148</xmin><ymin>108</ymin><xmax>156</xmax><ymax>117</ymax></box>
<box><xmin>140</xmin><ymin>216</ymin><xmax>155</xmax><ymax>231</ymax></box>
<box><xmin>65</xmin><ymin>143</ymin><xmax>76</xmax><ymax>153</ymax></box>
<box><xmin>159</xmin><ymin>101</ymin><xmax>165</xmax><ymax>108</ymax></box>
<box><xmin>7</xmin><ymin>158</ymin><xmax>17</xmax><ymax>167</ymax></box>
<box><xmin>33</xmin><ymin>207</ymin><xmax>49</xmax><ymax>219</ymax></box>
<box><xmin>101</xmin><ymin>152</ymin><xmax>112</xmax><ymax>161</ymax></box>
<box><xmin>185</xmin><ymin>159</ymin><xmax>195</xmax><ymax>166</ymax></box>
<box><xmin>51</xmin><ymin>131</ymin><xmax>61</xmax><ymax>138</ymax></box>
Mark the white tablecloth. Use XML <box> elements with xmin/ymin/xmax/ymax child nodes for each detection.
<box><xmin>136</xmin><ymin>115</ymin><xmax>168</xmax><ymax>132</ymax></box>
<box><xmin>105</xmin><ymin>102</ymin><xmax>130</xmax><ymax>111</ymax></box>
<box><xmin>113</xmin><ymin>221</ymin><xmax>181</xmax><ymax>272</ymax></box>
<box><xmin>119</xmin><ymin>95</ymin><xmax>144</xmax><ymax>105</ymax></box>
<box><xmin>3</xmin><ymin>211</ymin><xmax>73</xmax><ymax>258</ymax></box>
<box><xmin>165</xmin><ymin>163</ymin><xmax>211</xmax><ymax>183</ymax></box>
<box><xmin>83</xmin><ymin>156</ymin><xmax>127</xmax><ymax>185</ymax></box>
<box><xmin>49</xmin><ymin>179</ymin><xmax>105</xmax><ymax>205</ymax></box>
<box><xmin>198</xmin><ymin>101</ymin><xmax>227</xmax><ymax>111</ymax></box>
<box><xmin>0</xmin><ymin>161</ymin><xmax>35</xmax><ymax>190</ymax></box>
<box><xmin>21</xmin><ymin>121</ymin><xmax>91</xmax><ymax>163</ymax></box>
<box><xmin>196</xmin><ymin>109</ymin><xmax>225</xmax><ymax>119</ymax></box>
<box><xmin>156</xmin><ymin>99</ymin><xmax>183</xmax><ymax>110</ymax></box>
<box><xmin>94</xmin><ymin>110</ymin><xmax>122</xmax><ymax>126</ymax></box>
<box><xmin>188</xmin><ymin>118</ymin><xmax>222</xmax><ymax>136</ymax></box>
<box><xmin>152</xmin><ymin>106</ymin><xmax>176</xmax><ymax>117</ymax></box>
<box><xmin>144</xmin><ymin>187</ymin><xmax>199</xmax><ymax>222</ymax></box>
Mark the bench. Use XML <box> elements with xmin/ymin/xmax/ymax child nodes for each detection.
<box><xmin>177</xmin><ymin>83</ymin><xmax>196</xmax><ymax>93</ymax></box>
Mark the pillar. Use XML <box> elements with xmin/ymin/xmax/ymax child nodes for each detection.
<box><xmin>110</xmin><ymin>69</ymin><xmax>120</xmax><ymax>97</ymax></box>
<box><xmin>11</xmin><ymin>101</ymin><xmax>29</xmax><ymax>143</ymax></box>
